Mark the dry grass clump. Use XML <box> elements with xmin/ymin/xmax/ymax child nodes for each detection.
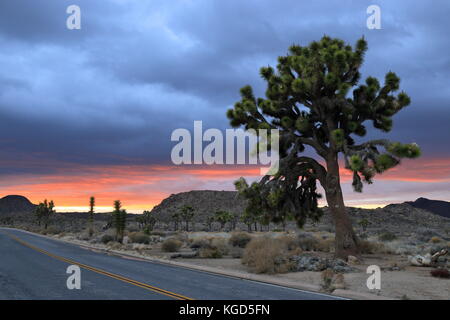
<box><xmin>41</xmin><ymin>226</ymin><xmax>62</xmax><ymax>235</ymax></box>
<box><xmin>429</xmin><ymin>236</ymin><xmax>442</xmax><ymax>243</ymax></box>
<box><xmin>190</xmin><ymin>237</ymin><xmax>211</xmax><ymax>250</ymax></box>
<box><xmin>315</xmin><ymin>238</ymin><xmax>335</xmax><ymax>253</ymax></box>
<box><xmin>378</xmin><ymin>231</ymin><xmax>397</xmax><ymax>242</ymax></box>
<box><xmin>296</xmin><ymin>233</ymin><xmax>319</xmax><ymax>251</ymax></box>
<box><xmin>358</xmin><ymin>239</ymin><xmax>385</xmax><ymax>254</ymax></box>
<box><xmin>191</xmin><ymin>237</ymin><xmax>230</xmax><ymax>258</ymax></box>
<box><xmin>242</xmin><ymin>236</ymin><xmax>295</xmax><ymax>274</ymax></box>
<box><xmin>321</xmin><ymin>269</ymin><xmax>346</xmax><ymax>292</ymax></box>
<box><xmin>149</xmin><ymin>230</ymin><xmax>166</xmax><ymax>237</ymax></box>
<box><xmin>128</xmin><ymin>232</ymin><xmax>151</xmax><ymax>244</ymax></box>
<box><xmin>291</xmin><ymin>233</ymin><xmax>335</xmax><ymax>253</ymax></box>
<box><xmin>199</xmin><ymin>247</ymin><xmax>223</xmax><ymax>258</ymax></box>
<box><xmin>101</xmin><ymin>234</ymin><xmax>115</xmax><ymax>244</ymax></box>
<box><xmin>107</xmin><ymin>242</ymin><xmax>123</xmax><ymax>250</ymax></box>
<box><xmin>229</xmin><ymin>232</ymin><xmax>252</xmax><ymax>248</ymax></box>
<box><xmin>230</xmin><ymin>246</ymin><xmax>244</xmax><ymax>258</ymax></box>
<box><xmin>161</xmin><ymin>238</ymin><xmax>182</xmax><ymax>252</ymax></box>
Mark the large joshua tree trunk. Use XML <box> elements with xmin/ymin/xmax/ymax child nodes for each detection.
<box><xmin>325</xmin><ymin>154</ymin><xmax>359</xmax><ymax>259</ymax></box>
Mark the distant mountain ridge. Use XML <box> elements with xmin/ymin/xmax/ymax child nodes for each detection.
<box><xmin>406</xmin><ymin>197</ymin><xmax>450</xmax><ymax>219</ymax></box>
<box><xmin>0</xmin><ymin>195</ymin><xmax>36</xmax><ymax>214</ymax></box>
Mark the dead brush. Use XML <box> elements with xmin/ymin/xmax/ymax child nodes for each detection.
<box><xmin>242</xmin><ymin>237</ymin><xmax>294</xmax><ymax>274</ymax></box>
<box><xmin>320</xmin><ymin>269</ymin><xmax>346</xmax><ymax>292</ymax></box>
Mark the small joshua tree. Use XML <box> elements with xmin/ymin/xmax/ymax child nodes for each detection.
<box><xmin>88</xmin><ymin>196</ymin><xmax>95</xmax><ymax>237</ymax></box>
<box><xmin>206</xmin><ymin>216</ymin><xmax>215</xmax><ymax>231</ymax></box>
<box><xmin>171</xmin><ymin>212</ymin><xmax>181</xmax><ymax>231</ymax></box>
<box><xmin>228</xmin><ymin>36</ymin><xmax>420</xmax><ymax>259</ymax></box>
<box><xmin>179</xmin><ymin>205</ymin><xmax>195</xmax><ymax>232</ymax></box>
<box><xmin>35</xmin><ymin>199</ymin><xmax>55</xmax><ymax>230</ymax></box>
<box><xmin>112</xmin><ymin>200</ymin><xmax>127</xmax><ymax>243</ymax></box>
<box><xmin>137</xmin><ymin>210</ymin><xmax>157</xmax><ymax>234</ymax></box>
<box><xmin>358</xmin><ymin>218</ymin><xmax>370</xmax><ymax>232</ymax></box>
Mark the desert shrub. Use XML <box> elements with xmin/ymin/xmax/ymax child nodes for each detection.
<box><xmin>101</xmin><ymin>234</ymin><xmax>115</xmax><ymax>244</ymax></box>
<box><xmin>378</xmin><ymin>232</ymin><xmax>397</xmax><ymax>242</ymax></box>
<box><xmin>129</xmin><ymin>232</ymin><xmax>151</xmax><ymax>244</ymax></box>
<box><xmin>429</xmin><ymin>236</ymin><xmax>442</xmax><ymax>243</ymax></box>
<box><xmin>210</xmin><ymin>238</ymin><xmax>230</xmax><ymax>255</ymax></box>
<box><xmin>321</xmin><ymin>269</ymin><xmax>335</xmax><ymax>292</ymax></box>
<box><xmin>161</xmin><ymin>238</ymin><xmax>182</xmax><ymax>252</ymax></box>
<box><xmin>190</xmin><ymin>238</ymin><xmax>211</xmax><ymax>250</ymax></box>
<box><xmin>430</xmin><ymin>269</ymin><xmax>450</xmax><ymax>279</ymax></box>
<box><xmin>296</xmin><ymin>233</ymin><xmax>319</xmax><ymax>251</ymax></box>
<box><xmin>229</xmin><ymin>232</ymin><xmax>252</xmax><ymax>248</ymax></box>
<box><xmin>190</xmin><ymin>237</ymin><xmax>229</xmax><ymax>257</ymax></box>
<box><xmin>230</xmin><ymin>246</ymin><xmax>244</xmax><ymax>258</ymax></box>
<box><xmin>315</xmin><ymin>238</ymin><xmax>335</xmax><ymax>253</ymax></box>
<box><xmin>149</xmin><ymin>230</ymin><xmax>166</xmax><ymax>237</ymax></box>
<box><xmin>170</xmin><ymin>232</ymin><xmax>189</xmax><ymax>243</ymax></box>
<box><xmin>127</xmin><ymin>225</ymin><xmax>139</xmax><ymax>233</ymax></box>
<box><xmin>321</xmin><ymin>269</ymin><xmax>346</xmax><ymax>292</ymax></box>
<box><xmin>199</xmin><ymin>247</ymin><xmax>223</xmax><ymax>258</ymax></box>
<box><xmin>108</xmin><ymin>241</ymin><xmax>123</xmax><ymax>250</ymax></box>
<box><xmin>43</xmin><ymin>226</ymin><xmax>62</xmax><ymax>235</ymax></box>
<box><xmin>242</xmin><ymin>237</ymin><xmax>293</xmax><ymax>274</ymax></box>
<box><xmin>359</xmin><ymin>240</ymin><xmax>385</xmax><ymax>254</ymax></box>
<box><xmin>278</xmin><ymin>236</ymin><xmax>301</xmax><ymax>251</ymax></box>
<box><xmin>416</xmin><ymin>228</ymin><xmax>441</xmax><ymax>242</ymax></box>
<box><xmin>77</xmin><ymin>231</ymin><xmax>91</xmax><ymax>241</ymax></box>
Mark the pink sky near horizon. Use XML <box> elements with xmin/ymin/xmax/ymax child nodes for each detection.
<box><xmin>0</xmin><ymin>157</ymin><xmax>449</xmax><ymax>213</ymax></box>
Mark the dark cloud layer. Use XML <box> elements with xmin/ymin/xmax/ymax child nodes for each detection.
<box><xmin>0</xmin><ymin>0</ymin><xmax>449</xmax><ymax>177</ymax></box>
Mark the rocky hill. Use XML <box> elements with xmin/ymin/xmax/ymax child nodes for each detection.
<box><xmin>150</xmin><ymin>190</ymin><xmax>246</xmax><ymax>223</ymax></box>
<box><xmin>149</xmin><ymin>190</ymin><xmax>450</xmax><ymax>236</ymax></box>
<box><xmin>406</xmin><ymin>197</ymin><xmax>450</xmax><ymax>218</ymax></box>
<box><xmin>0</xmin><ymin>195</ymin><xmax>36</xmax><ymax>214</ymax></box>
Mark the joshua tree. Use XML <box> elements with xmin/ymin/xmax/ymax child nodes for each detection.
<box><xmin>214</xmin><ymin>211</ymin><xmax>234</xmax><ymax>231</ymax></box>
<box><xmin>171</xmin><ymin>212</ymin><xmax>181</xmax><ymax>231</ymax></box>
<box><xmin>88</xmin><ymin>196</ymin><xmax>95</xmax><ymax>237</ymax></box>
<box><xmin>179</xmin><ymin>205</ymin><xmax>195</xmax><ymax>232</ymax></box>
<box><xmin>112</xmin><ymin>200</ymin><xmax>127</xmax><ymax>242</ymax></box>
<box><xmin>35</xmin><ymin>199</ymin><xmax>55</xmax><ymax>230</ymax></box>
<box><xmin>240</xmin><ymin>213</ymin><xmax>255</xmax><ymax>232</ymax></box>
<box><xmin>228</xmin><ymin>36</ymin><xmax>420</xmax><ymax>259</ymax></box>
<box><xmin>137</xmin><ymin>210</ymin><xmax>157</xmax><ymax>234</ymax></box>
<box><xmin>205</xmin><ymin>216</ymin><xmax>215</xmax><ymax>231</ymax></box>
<box><xmin>358</xmin><ymin>218</ymin><xmax>370</xmax><ymax>232</ymax></box>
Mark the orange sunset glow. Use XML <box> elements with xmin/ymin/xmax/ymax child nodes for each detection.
<box><xmin>1</xmin><ymin>157</ymin><xmax>449</xmax><ymax>212</ymax></box>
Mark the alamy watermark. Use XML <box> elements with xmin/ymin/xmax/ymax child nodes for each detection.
<box><xmin>66</xmin><ymin>265</ymin><xmax>81</xmax><ymax>290</ymax></box>
<box><xmin>366</xmin><ymin>265</ymin><xmax>381</xmax><ymax>290</ymax></box>
<box><xmin>171</xmin><ymin>121</ymin><xmax>280</xmax><ymax>175</ymax></box>
<box><xmin>66</xmin><ymin>5</ymin><xmax>81</xmax><ymax>30</ymax></box>
<box><xmin>367</xmin><ymin>5</ymin><xmax>381</xmax><ymax>30</ymax></box>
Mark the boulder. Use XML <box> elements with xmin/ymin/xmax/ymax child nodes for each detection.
<box><xmin>290</xmin><ymin>254</ymin><xmax>355</xmax><ymax>273</ymax></box>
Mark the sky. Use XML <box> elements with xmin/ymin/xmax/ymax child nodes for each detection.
<box><xmin>0</xmin><ymin>0</ymin><xmax>449</xmax><ymax>212</ymax></box>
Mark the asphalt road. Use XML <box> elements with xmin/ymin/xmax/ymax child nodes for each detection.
<box><xmin>0</xmin><ymin>228</ymin><xmax>343</xmax><ymax>300</ymax></box>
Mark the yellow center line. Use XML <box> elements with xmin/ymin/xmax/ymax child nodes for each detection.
<box><xmin>6</xmin><ymin>232</ymin><xmax>193</xmax><ymax>300</ymax></box>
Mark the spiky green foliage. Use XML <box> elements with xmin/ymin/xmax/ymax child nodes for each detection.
<box><xmin>228</xmin><ymin>36</ymin><xmax>420</xmax><ymax>226</ymax></box>
<box><xmin>137</xmin><ymin>210</ymin><xmax>157</xmax><ymax>234</ymax></box>
<box><xmin>112</xmin><ymin>200</ymin><xmax>127</xmax><ymax>242</ymax></box>
<box><xmin>214</xmin><ymin>210</ymin><xmax>234</xmax><ymax>230</ymax></box>
<box><xmin>35</xmin><ymin>199</ymin><xmax>55</xmax><ymax>229</ymax></box>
